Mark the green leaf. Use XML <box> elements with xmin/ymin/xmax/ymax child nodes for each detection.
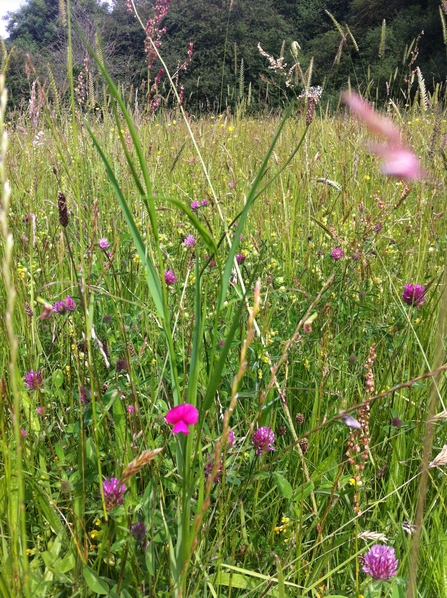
<box><xmin>273</xmin><ymin>473</ymin><xmax>293</xmax><ymax>499</ymax></box>
<box><xmin>82</xmin><ymin>566</ymin><xmax>110</xmax><ymax>595</ymax></box>
<box><xmin>52</xmin><ymin>369</ymin><xmax>64</xmax><ymax>389</ymax></box>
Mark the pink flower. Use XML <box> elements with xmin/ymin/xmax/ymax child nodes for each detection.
<box><xmin>343</xmin><ymin>91</ymin><xmax>424</xmax><ymax>181</ymax></box>
<box><xmin>166</xmin><ymin>403</ymin><xmax>199</xmax><ymax>434</ymax></box>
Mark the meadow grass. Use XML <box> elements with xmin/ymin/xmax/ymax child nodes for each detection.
<box><xmin>1</xmin><ymin>70</ymin><xmax>447</xmax><ymax>598</ymax></box>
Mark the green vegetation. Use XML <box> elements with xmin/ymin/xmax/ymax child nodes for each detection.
<box><xmin>2</xmin><ymin>0</ymin><xmax>446</xmax><ymax>112</ymax></box>
<box><xmin>1</xmin><ymin>2</ymin><xmax>447</xmax><ymax>597</ymax></box>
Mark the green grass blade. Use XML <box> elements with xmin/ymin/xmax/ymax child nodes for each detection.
<box><xmin>217</xmin><ymin>108</ymin><xmax>290</xmax><ymax>312</ymax></box>
<box><xmin>84</xmin><ymin>122</ymin><xmax>165</xmax><ymax>319</ymax></box>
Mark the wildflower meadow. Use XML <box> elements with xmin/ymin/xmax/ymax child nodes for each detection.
<box><xmin>2</xmin><ymin>5</ymin><xmax>447</xmax><ymax>598</ymax></box>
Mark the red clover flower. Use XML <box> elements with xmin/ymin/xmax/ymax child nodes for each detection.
<box><xmin>164</xmin><ymin>269</ymin><xmax>177</xmax><ymax>285</ymax></box>
<box><xmin>184</xmin><ymin>234</ymin><xmax>196</xmax><ymax>248</ymax></box>
<box><xmin>252</xmin><ymin>426</ymin><xmax>275</xmax><ymax>456</ymax></box>
<box><xmin>402</xmin><ymin>284</ymin><xmax>426</xmax><ymax>307</ymax></box>
<box><xmin>102</xmin><ymin>477</ymin><xmax>127</xmax><ymax>510</ymax></box>
<box><xmin>98</xmin><ymin>237</ymin><xmax>110</xmax><ymax>250</ymax></box>
<box><xmin>190</xmin><ymin>201</ymin><xmax>200</xmax><ymax>210</ymax></box>
<box><xmin>24</xmin><ymin>370</ymin><xmax>43</xmax><ymax>391</ymax></box>
<box><xmin>363</xmin><ymin>544</ymin><xmax>398</xmax><ymax>581</ymax></box>
<box><xmin>331</xmin><ymin>247</ymin><xmax>344</xmax><ymax>260</ymax></box>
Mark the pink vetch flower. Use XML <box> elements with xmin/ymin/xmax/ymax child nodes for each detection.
<box><xmin>166</xmin><ymin>403</ymin><xmax>199</xmax><ymax>434</ymax></box>
<box><xmin>363</xmin><ymin>544</ymin><xmax>398</xmax><ymax>581</ymax></box>
<box><xmin>343</xmin><ymin>91</ymin><xmax>424</xmax><ymax>181</ymax></box>
<box><xmin>252</xmin><ymin>426</ymin><xmax>275</xmax><ymax>456</ymax></box>
<box><xmin>98</xmin><ymin>237</ymin><xmax>110</xmax><ymax>250</ymax></box>
<box><xmin>184</xmin><ymin>234</ymin><xmax>196</xmax><ymax>248</ymax></box>
<box><xmin>330</xmin><ymin>247</ymin><xmax>344</xmax><ymax>260</ymax></box>
<box><xmin>24</xmin><ymin>370</ymin><xmax>43</xmax><ymax>391</ymax></box>
<box><xmin>102</xmin><ymin>477</ymin><xmax>127</xmax><ymax>510</ymax></box>
<box><xmin>402</xmin><ymin>283</ymin><xmax>426</xmax><ymax>307</ymax></box>
<box><xmin>164</xmin><ymin>269</ymin><xmax>177</xmax><ymax>285</ymax></box>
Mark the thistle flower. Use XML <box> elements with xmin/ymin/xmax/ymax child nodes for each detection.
<box><xmin>24</xmin><ymin>370</ymin><xmax>43</xmax><ymax>391</ymax></box>
<box><xmin>164</xmin><ymin>269</ymin><xmax>177</xmax><ymax>285</ymax></box>
<box><xmin>402</xmin><ymin>284</ymin><xmax>426</xmax><ymax>307</ymax></box>
<box><xmin>190</xmin><ymin>201</ymin><xmax>200</xmax><ymax>210</ymax></box>
<box><xmin>102</xmin><ymin>477</ymin><xmax>126</xmax><ymax>510</ymax></box>
<box><xmin>363</xmin><ymin>544</ymin><xmax>398</xmax><ymax>581</ymax></box>
<box><xmin>184</xmin><ymin>234</ymin><xmax>196</xmax><ymax>248</ymax></box>
<box><xmin>252</xmin><ymin>426</ymin><xmax>275</xmax><ymax>456</ymax></box>
<box><xmin>331</xmin><ymin>247</ymin><xmax>344</xmax><ymax>260</ymax></box>
<box><xmin>166</xmin><ymin>403</ymin><xmax>199</xmax><ymax>434</ymax></box>
<box><xmin>98</xmin><ymin>237</ymin><xmax>109</xmax><ymax>250</ymax></box>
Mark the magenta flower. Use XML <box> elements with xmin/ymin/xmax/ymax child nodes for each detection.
<box><xmin>236</xmin><ymin>252</ymin><xmax>246</xmax><ymax>265</ymax></box>
<box><xmin>102</xmin><ymin>477</ymin><xmax>126</xmax><ymax>510</ymax></box>
<box><xmin>184</xmin><ymin>234</ymin><xmax>196</xmax><ymax>248</ymax></box>
<box><xmin>24</xmin><ymin>370</ymin><xmax>43</xmax><ymax>391</ymax></box>
<box><xmin>64</xmin><ymin>296</ymin><xmax>76</xmax><ymax>312</ymax></box>
<box><xmin>191</xmin><ymin>201</ymin><xmax>200</xmax><ymax>210</ymax></box>
<box><xmin>201</xmin><ymin>199</ymin><xmax>209</xmax><ymax>207</ymax></box>
<box><xmin>331</xmin><ymin>247</ymin><xmax>344</xmax><ymax>260</ymax></box>
<box><xmin>166</xmin><ymin>403</ymin><xmax>199</xmax><ymax>434</ymax></box>
<box><xmin>343</xmin><ymin>91</ymin><xmax>424</xmax><ymax>180</ymax></box>
<box><xmin>98</xmin><ymin>237</ymin><xmax>110</xmax><ymax>250</ymax></box>
<box><xmin>363</xmin><ymin>544</ymin><xmax>398</xmax><ymax>581</ymax></box>
<box><xmin>227</xmin><ymin>430</ymin><xmax>235</xmax><ymax>447</ymax></box>
<box><xmin>252</xmin><ymin>426</ymin><xmax>275</xmax><ymax>456</ymax></box>
<box><xmin>164</xmin><ymin>269</ymin><xmax>177</xmax><ymax>285</ymax></box>
<box><xmin>53</xmin><ymin>300</ymin><xmax>67</xmax><ymax>315</ymax></box>
<box><xmin>402</xmin><ymin>284</ymin><xmax>426</xmax><ymax>307</ymax></box>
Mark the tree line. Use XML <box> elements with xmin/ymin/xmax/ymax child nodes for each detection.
<box><xmin>1</xmin><ymin>0</ymin><xmax>444</xmax><ymax>114</ymax></box>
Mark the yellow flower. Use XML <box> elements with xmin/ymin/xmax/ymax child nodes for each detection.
<box><xmin>228</xmin><ymin>125</ymin><xmax>235</xmax><ymax>132</ymax></box>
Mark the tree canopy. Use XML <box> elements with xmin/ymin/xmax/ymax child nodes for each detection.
<box><xmin>1</xmin><ymin>0</ymin><xmax>445</xmax><ymax>112</ymax></box>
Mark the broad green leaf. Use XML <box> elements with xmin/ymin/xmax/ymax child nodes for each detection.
<box><xmin>83</xmin><ymin>566</ymin><xmax>109</xmax><ymax>594</ymax></box>
<box><xmin>273</xmin><ymin>472</ymin><xmax>293</xmax><ymax>499</ymax></box>
<box><xmin>52</xmin><ymin>369</ymin><xmax>64</xmax><ymax>389</ymax></box>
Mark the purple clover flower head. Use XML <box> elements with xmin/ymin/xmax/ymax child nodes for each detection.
<box><xmin>80</xmin><ymin>386</ymin><xmax>91</xmax><ymax>404</ymax></box>
<box><xmin>330</xmin><ymin>247</ymin><xmax>344</xmax><ymax>261</ymax></box>
<box><xmin>24</xmin><ymin>370</ymin><xmax>43</xmax><ymax>391</ymax></box>
<box><xmin>191</xmin><ymin>201</ymin><xmax>200</xmax><ymax>210</ymax></box>
<box><xmin>184</xmin><ymin>234</ymin><xmax>196</xmax><ymax>248</ymax></box>
<box><xmin>64</xmin><ymin>296</ymin><xmax>76</xmax><ymax>312</ymax></box>
<box><xmin>375</xmin><ymin>224</ymin><xmax>382</xmax><ymax>233</ymax></box>
<box><xmin>236</xmin><ymin>252</ymin><xmax>246</xmax><ymax>265</ymax></box>
<box><xmin>21</xmin><ymin>429</ymin><xmax>27</xmax><ymax>438</ymax></box>
<box><xmin>164</xmin><ymin>269</ymin><xmax>177</xmax><ymax>285</ymax></box>
<box><xmin>53</xmin><ymin>300</ymin><xmax>67</xmax><ymax>315</ymax></box>
<box><xmin>98</xmin><ymin>237</ymin><xmax>110</xmax><ymax>250</ymax></box>
<box><xmin>130</xmin><ymin>521</ymin><xmax>147</xmax><ymax>544</ymax></box>
<box><xmin>363</xmin><ymin>544</ymin><xmax>398</xmax><ymax>581</ymax></box>
<box><xmin>201</xmin><ymin>199</ymin><xmax>208</xmax><ymax>207</ymax></box>
<box><xmin>402</xmin><ymin>284</ymin><xmax>426</xmax><ymax>307</ymax></box>
<box><xmin>252</xmin><ymin>426</ymin><xmax>275</xmax><ymax>456</ymax></box>
<box><xmin>102</xmin><ymin>477</ymin><xmax>126</xmax><ymax>510</ymax></box>
<box><xmin>205</xmin><ymin>456</ymin><xmax>223</xmax><ymax>483</ymax></box>
<box><xmin>36</xmin><ymin>406</ymin><xmax>44</xmax><ymax>416</ymax></box>
<box><xmin>227</xmin><ymin>430</ymin><xmax>235</xmax><ymax>447</ymax></box>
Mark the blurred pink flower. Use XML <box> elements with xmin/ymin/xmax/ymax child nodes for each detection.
<box><xmin>343</xmin><ymin>91</ymin><xmax>424</xmax><ymax>181</ymax></box>
<box><xmin>166</xmin><ymin>403</ymin><xmax>199</xmax><ymax>434</ymax></box>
